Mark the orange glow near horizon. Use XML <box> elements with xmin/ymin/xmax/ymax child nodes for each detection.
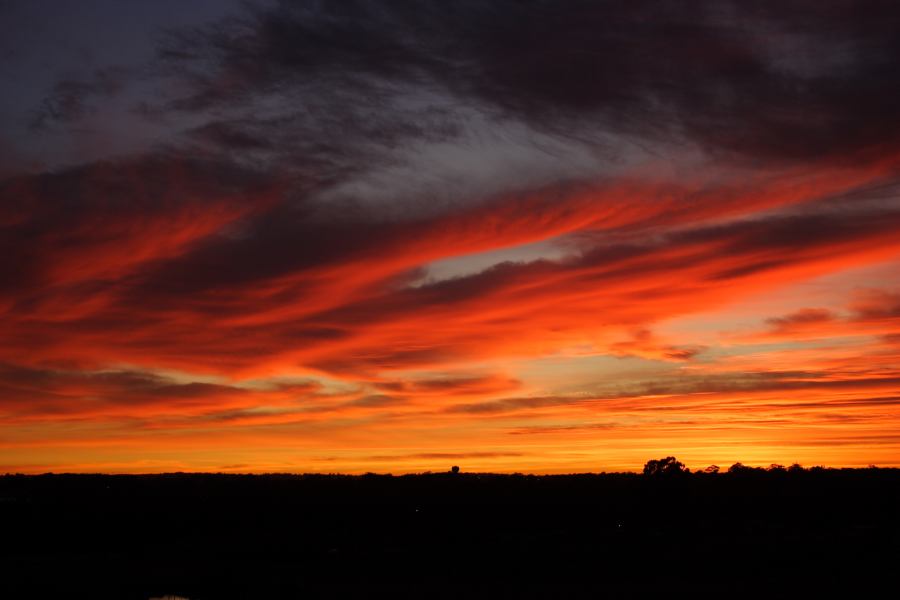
<box><xmin>3</xmin><ymin>154</ymin><xmax>900</xmax><ymax>475</ymax></box>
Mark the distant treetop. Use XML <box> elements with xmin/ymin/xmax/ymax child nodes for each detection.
<box><xmin>643</xmin><ymin>456</ymin><xmax>688</xmax><ymax>477</ymax></box>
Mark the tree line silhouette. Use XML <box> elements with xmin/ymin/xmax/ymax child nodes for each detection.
<box><xmin>2</xmin><ymin>458</ymin><xmax>898</xmax><ymax>598</ymax></box>
<box><xmin>641</xmin><ymin>455</ymin><xmax>836</xmax><ymax>477</ymax></box>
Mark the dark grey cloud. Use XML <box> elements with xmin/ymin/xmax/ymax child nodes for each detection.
<box><xmin>28</xmin><ymin>66</ymin><xmax>131</xmax><ymax>130</ymax></box>
<box><xmin>3</xmin><ymin>0</ymin><xmax>900</xmax><ymax>383</ymax></box>
<box><xmin>311</xmin><ymin>201</ymin><xmax>900</xmax><ymax>327</ymax></box>
<box><xmin>152</xmin><ymin>0</ymin><xmax>900</xmax><ymax>165</ymax></box>
<box><xmin>448</xmin><ymin>371</ymin><xmax>900</xmax><ymax>416</ymax></box>
<box><xmin>13</xmin><ymin>0</ymin><xmax>900</xmax><ymax>187</ymax></box>
<box><xmin>0</xmin><ymin>362</ymin><xmax>248</xmax><ymax>417</ymax></box>
<box><xmin>853</xmin><ymin>291</ymin><xmax>900</xmax><ymax>320</ymax></box>
<box><xmin>374</xmin><ymin>374</ymin><xmax>520</xmax><ymax>396</ymax></box>
<box><xmin>766</xmin><ymin>308</ymin><xmax>836</xmax><ymax>331</ymax></box>
<box><xmin>13</xmin><ymin>0</ymin><xmax>900</xmax><ymax>232</ymax></box>
<box><xmin>0</xmin><ymin>155</ymin><xmax>267</xmax><ymax>298</ymax></box>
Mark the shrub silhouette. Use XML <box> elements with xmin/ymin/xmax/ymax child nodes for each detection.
<box><xmin>643</xmin><ymin>456</ymin><xmax>688</xmax><ymax>476</ymax></box>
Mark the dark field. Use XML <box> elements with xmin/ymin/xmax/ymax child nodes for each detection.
<box><xmin>2</xmin><ymin>468</ymin><xmax>898</xmax><ymax>599</ymax></box>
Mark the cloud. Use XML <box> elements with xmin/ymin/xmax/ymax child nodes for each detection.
<box><xmin>447</xmin><ymin>369</ymin><xmax>900</xmax><ymax>416</ymax></box>
<box><xmin>4</xmin><ymin>0</ymin><xmax>900</xmax><ymax>472</ymax></box>
<box><xmin>3</xmin><ymin>172</ymin><xmax>900</xmax><ymax>380</ymax></box>
<box><xmin>764</xmin><ymin>308</ymin><xmax>838</xmax><ymax>335</ymax></box>
<box><xmin>151</xmin><ymin>0</ymin><xmax>900</xmax><ymax>166</ymax></box>
<box><xmin>741</xmin><ymin>286</ymin><xmax>900</xmax><ymax>343</ymax></box>
<box><xmin>374</xmin><ymin>374</ymin><xmax>521</xmax><ymax>397</ymax></box>
<box><xmin>609</xmin><ymin>329</ymin><xmax>706</xmax><ymax>362</ymax></box>
<box><xmin>0</xmin><ymin>155</ymin><xmax>273</xmax><ymax>293</ymax></box>
<box><xmin>850</xmin><ymin>289</ymin><xmax>900</xmax><ymax>319</ymax></box>
<box><xmin>0</xmin><ymin>361</ymin><xmax>323</xmax><ymax>423</ymax></box>
<box><xmin>0</xmin><ymin>363</ymin><xmax>238</xmax><ymax>419</ymax></box>
<box><xmin>28</xmin><ymin>66</ymin><xmax>131</xmax><ymax>130</ymax></box>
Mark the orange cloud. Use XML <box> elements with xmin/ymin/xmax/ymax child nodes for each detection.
<box><xmin>3</xmin><ymin>155</ymin><xmax>900</xmax><ymax>473</ymax></box>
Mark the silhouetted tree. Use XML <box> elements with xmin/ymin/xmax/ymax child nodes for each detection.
<box><xmin>451</xmin><ymin>465</ymin><xmax>460</xmax><ymax>474</ymax></box>
<box><xmin>703</xmin><ymin>465</ymin><xmax>720</xmax><ymax>475</ymax></box>
<box><xmin>643</xmin><ymin>456</ymin><xmax>687</xmax><ymax>477</ymax></box>
<box><xmin>728</xmin><ymin>462</ymin><xmax>762</xmax><ymax>474</ymax></box>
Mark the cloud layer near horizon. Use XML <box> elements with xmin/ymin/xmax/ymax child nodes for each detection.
<box><xmin>2</xmin><ymin>0</ymin><xmax>900</xmax><ymax>473</ymax></box>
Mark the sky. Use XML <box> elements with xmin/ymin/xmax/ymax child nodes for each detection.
<box><xmin>2</xmin><ymin>0</ymin><xmax>900</xmax><ymax>474</ymax></box>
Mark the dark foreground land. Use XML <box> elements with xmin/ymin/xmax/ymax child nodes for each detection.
<box><xmin>2</xmin><ymin>468</ymin><xmax>899</xmax><ymax>599</ymax></box>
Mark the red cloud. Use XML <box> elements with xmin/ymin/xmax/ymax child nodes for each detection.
<box><xmin>3</xmin><ymin>155</ymin><xmax>900</xmax><ymax>473</ymax></box>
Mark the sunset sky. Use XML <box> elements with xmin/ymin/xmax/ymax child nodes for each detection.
<box><xmin>2</xmin><ymin>0</ymin><xmax>900</xmax><ymax>474</ymax></box>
